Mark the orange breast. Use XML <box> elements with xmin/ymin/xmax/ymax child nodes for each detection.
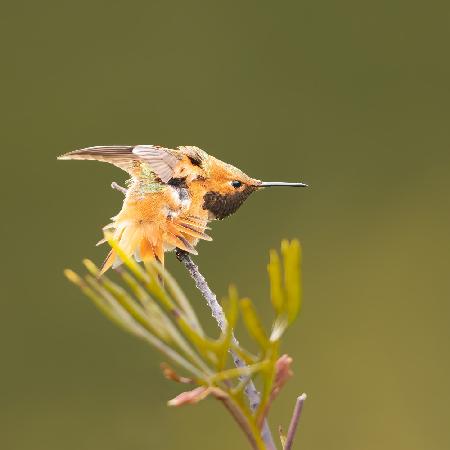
<box><xmin>116</xmin><ymin>189</ymin><xmax>172</xmax><ymax>224</ymax></box>
<box><xmin>185</xmin><ymin>180</ymin><xmax>210</xmax><ymax>221</ymax></box>
<box><xmin>100</xmin><ymin>185</ymin><xmax>211</xmax><ymax>273</ymax></box>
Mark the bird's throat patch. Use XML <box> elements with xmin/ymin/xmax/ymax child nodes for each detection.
<box><xmin>202</xmin><ymin>186</ymin><xmax>257</xmax><ymax>220</ymax></box>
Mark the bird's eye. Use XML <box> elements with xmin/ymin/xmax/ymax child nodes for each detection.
<box><xmin>231</xmin><ymin>180</ymin><xmax>242</xmax><ymax>188</ymax></box>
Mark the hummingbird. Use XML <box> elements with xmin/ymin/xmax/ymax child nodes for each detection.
<box><xmin>58</xmin><ymin>145</ymin><xmax>307</xmax><ymax>273</ymax></box>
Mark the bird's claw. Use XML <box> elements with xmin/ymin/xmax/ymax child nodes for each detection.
<box><xmin>111</xmin><ymin>182</ymin><xmax>127</xmax><ymax>195</ymax></box>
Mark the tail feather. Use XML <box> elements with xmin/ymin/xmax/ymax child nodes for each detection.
<box><xmin>179</xmin><ymin>215</ymin><xmax>210</xmax><ymax>229</ymax></box>
<box><xmin>97</xmin><ymin>214</ymin><xmax>207</xmax><ymax>275</ymax></box>
<box><xmin>140</xmin><ymin>238</ymin><xmax>154</xmax><ymax>260</ymax></box>
<box><xmin>99</xmin><ymin>223</ymin><xmax>167</xmax><ymax>275</ymax></box>
<box><xmin>166</xmin><ymin>232</ymin><xmax>198</xmax><ymax>255</ymax></box>
<box><xmin>100</xmin><ymin>249</ymin><xmax>116</xmax><ymax>275</ymax></box>
<box><xmin>175</xmin><ymin>222</ymin><xmax>212</xmax><ymax>241</ymax></box>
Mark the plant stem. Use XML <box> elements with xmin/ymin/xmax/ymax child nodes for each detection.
<box><xmin>220</xmin><ymin>395</ymin><xmax>266</xmax><ymax>450</ymax></box>
<box><xmin>284</xmin><ymin>394</ymin><xmax>307</xmax><ymax>450</ymax></box>
<box><xmin>176</xmin><ymin>249</ymin><xmax>277</xmax><ymax>450</ymax></box>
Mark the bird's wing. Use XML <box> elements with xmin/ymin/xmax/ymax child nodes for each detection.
<box><xmin>58</xmin><ymin>146</ymin><xmax>136</xmax><ymax>172</ymax></box>
<box><xmin>58</xmin><ymin>145</ymin><xmax>181</xmax><ymax>182</ymax></box>
<box><xmin>132</xmin><ymin>145</ymin><xmax>179</xmax><ymax>182</ymax></box>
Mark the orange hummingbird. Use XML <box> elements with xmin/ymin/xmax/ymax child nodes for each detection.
<box><xmin>58</xmin><ymin>145</ymin><xmax>307</xmax><ymax>273</ymax></box>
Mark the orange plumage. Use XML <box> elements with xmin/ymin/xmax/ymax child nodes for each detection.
<box><xmin>58</xmin><ymin>145</ymin><xmax>306</xmax><ymax>273</ymax></box>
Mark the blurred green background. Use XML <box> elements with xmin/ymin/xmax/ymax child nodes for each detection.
<box><xmin>2</xmin><ymin>1</ymin><xmax>450</xmax><ymax>449</ymax></box>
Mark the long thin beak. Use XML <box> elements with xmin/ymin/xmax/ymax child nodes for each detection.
<box><xmin>259</xmin><ymin>181</ymin><xmax>308</xmax><ymax>188</ymax></box>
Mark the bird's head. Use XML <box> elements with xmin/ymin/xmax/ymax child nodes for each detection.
<box><xmin>200</xmin><ymin>156</ymin><xmax>307</xmax><ymax>220</ymax></box>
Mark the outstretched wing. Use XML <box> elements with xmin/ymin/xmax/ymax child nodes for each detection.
<box><xmin>58</xmin><ymin>145</ymin><xmax>181</xmax><ymax>182</ymax></box>
<box><xmin>133</xmin><ymin>145</ymin><xmax>179</xmax><ymax>182</ymax></box>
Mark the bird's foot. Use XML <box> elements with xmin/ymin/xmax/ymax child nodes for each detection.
<box><xmin>111</xmin><ymin>181</ymin><xmax>127</xmax><ymax>195</ymax></box>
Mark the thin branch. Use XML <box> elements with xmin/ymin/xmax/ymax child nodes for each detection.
<box><xmin>111</xmin><ymin>181</ymin><xmax>127</xmax><ymax>195</ymax></box>
<box><xmin>220</xmin><ymin>396</ymin><xmax>265</xmax><ymax>450</ymax></box>
<box><xmin>176</xmin><ymin>249</ymin><xmax>277</xmax><ymax>450</ymax></box>
<box><xmin>284</xmin><ymin>394</ymin><xmax>307</xmax><ymax>450</ymax></box>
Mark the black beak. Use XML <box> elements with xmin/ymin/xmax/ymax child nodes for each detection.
<box><xmin>259</xmin><ymin>181</ymin><xmax>308</xmax><ymax>188</ymax></box>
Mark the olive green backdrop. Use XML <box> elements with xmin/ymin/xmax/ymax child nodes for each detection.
<box><xmin>2</xmin><ymin>1</ymin><xmax>449</xmax><ymax>449</ymax></box>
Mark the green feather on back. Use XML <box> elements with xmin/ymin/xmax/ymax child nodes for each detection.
<box><xmin>127</xmin><ymin>162</ymin><xmax>165</xmax><ymax>195</ymax></box>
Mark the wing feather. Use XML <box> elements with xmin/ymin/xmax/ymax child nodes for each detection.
<box><xmin>58</xmin><ymin>146</ymin><xmax>135</xmax><ymax>172</ymax></box>
<box><xmin>58</xmin><ymin>144</ymin><xmax>181</xmax><ymax>182</ymax></box>
<box><xmin>132</xmin><ymin>145</ymin><xmax>179</xmax><ymax>182</ymax></box>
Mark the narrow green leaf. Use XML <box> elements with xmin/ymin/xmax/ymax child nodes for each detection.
<box><xmin>240</xmin><ymin>298</ymin><xmax>268</xmax><ymax>349</ymax></box>
<box><xmin>268</xmin><ymin>250</ymin><xmax>285</xmax><ymax>314</ymax></box>
<box><xmin>255</xmin><ymin>340</ymin><xmax>280</xmax><ymax>426</ymax></box>
<box><xmin>118</xmin><ymin>269</ymin><xmax>213</xmax><ymax>372</ymax></box>
<box><xmin>147</xmin><ymin>260</ymin><xmax>204</xmax><ymax>336</ymax></box>
<box><xmin>282</xmin><ymin>240</ymin><xmax>302</xmax><ymax>323</ymax></box>
<box><xmin>209</xmin><ymin>361</ymin><xmax>268</xmax><ymax>383</ymax></box>
<box><xmin>84</xmin><ymin>266</ymin><xmax>172</xmax><ymax>343</ymax></box>
<box><xmin>229</xmin><ymin>342</ymin><xmax>258</xmax><ymax>365</ymax></box>
<box><xmin>64</xmin><ymin>270</ymin><xmax>140</xmax><ymax>337</ymax></box>
<box><xmin>86</xmin><ymin>265</ymin><xmax>213</xmax><ymax>375</ymax></box>
<box><xmin>65</xmin><ymin>271</ymin><xmax>206</xmax><ymax>379</ymax></box>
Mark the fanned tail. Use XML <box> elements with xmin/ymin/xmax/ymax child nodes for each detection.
<box><xmin>98</xmin><ymin>214</ymin><xmax>211</xmax><ymax>275</ymax></box>
<box><xmin>166</xmin><ymin>214</ymin><xmax>212</xmax><ymax>251</ymax></box>
<box><xmin>99</xmin><ymin>222</ymin><xmax>163</xmax><ymax>275</ymax></box>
